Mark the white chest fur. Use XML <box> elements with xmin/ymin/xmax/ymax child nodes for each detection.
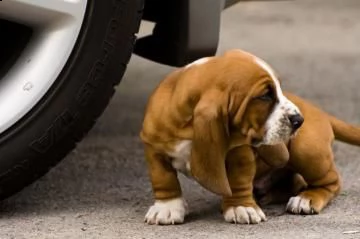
<box><xmin>167</xmin><ymin>140</ymin><xmax>192</xmax><ymax>175</ymax></box>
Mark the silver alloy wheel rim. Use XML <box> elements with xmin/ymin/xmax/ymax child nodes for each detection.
<box><xmin>0</xmin><ymin>0</ymin><xmax>88</xmax><ymax>134</ymax></box>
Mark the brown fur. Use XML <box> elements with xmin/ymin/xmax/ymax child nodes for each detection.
<box><xmin>255</xmin><ymin>93</ymin><xmax>360</xmax><ymax>214</ymax></box>
<box><xmin>140</xmin><ymin>50</ymin><xmax>285</xmax><ymax>222</ymax></box>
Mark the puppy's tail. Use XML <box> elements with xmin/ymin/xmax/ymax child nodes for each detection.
<box><xmin>329</xmin><ymin>115</ymin><xmax>360</xmax><ymax>146</ymax></box>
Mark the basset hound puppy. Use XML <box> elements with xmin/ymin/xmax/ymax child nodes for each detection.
<box><xmin>140</xmin><ymin>49</ymin><xmax>303</xmax><ymax>225</ymax></box>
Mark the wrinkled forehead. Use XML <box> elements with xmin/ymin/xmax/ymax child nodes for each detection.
<box><xmin>184</xmin><ymin>50</ymin><xmax>284</xmax><ymax>98</ymax></box>
<box><xmin>226</xmin><ymin>49</ymin><xmax>284</xmax><ymax>99</ymax></box>
<box><xmin>227</xmin><ymin>50</ymin><xmax>279</xmax><ymax>79</ymax></box>
<box><xmin>253</xmin><ymin>57</ymin><xmax>282</xmax><ymax>94</ymax></box>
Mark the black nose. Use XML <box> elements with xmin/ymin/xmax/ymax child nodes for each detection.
<box><xmin>288</xmin><ymin>114</ymin><xmax>304</xmax><ymax>131</ymax></box>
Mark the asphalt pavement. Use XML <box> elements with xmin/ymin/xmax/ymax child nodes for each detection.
<box><xmin>1</xmin><ymin>0</ymin><xmax>360</xmax><ymax>238</ymax></box>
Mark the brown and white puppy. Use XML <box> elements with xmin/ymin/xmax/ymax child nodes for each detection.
<box><xmin>140</xmin><ymin>49</ymin><xmax>303</xmax><ymax>225</ymax></box>
<box><xmin>254</xmin><ymin>92</ymin><xmax>360</xmax><ymax>215</ymax></box>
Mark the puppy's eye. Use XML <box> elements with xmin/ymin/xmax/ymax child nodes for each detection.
<box><xmin>256</xmin><ymin>88</ymin><xmax>274</xmax><ymax>101</ymax></box>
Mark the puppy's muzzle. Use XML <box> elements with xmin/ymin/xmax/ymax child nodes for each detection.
<box><xmin>288</xmin><ymin>113</ymin><xmax>304</xmax><ymax>133</ymax></box>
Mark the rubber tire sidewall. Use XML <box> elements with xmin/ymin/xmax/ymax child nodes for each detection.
<box><xmin>0</xmin><ymin>0</ymin><xmax>143</xmax><ymax>199</ymax></box>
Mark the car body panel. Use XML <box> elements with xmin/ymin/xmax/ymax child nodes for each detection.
<box><xmin>135</xmin><ymin>0</ymin><xmax>284</xmax><ymax>66</ymax></box>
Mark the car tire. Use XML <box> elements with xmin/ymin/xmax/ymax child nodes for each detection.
<box><xmin>0</xmin><ymin>0</ymin><xmax>144</xmax><ymax>199</ymax></box>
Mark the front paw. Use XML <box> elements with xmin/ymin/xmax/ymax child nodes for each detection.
<box><xmin>145</xmin><ymin>198</ymin><xmax>187</xmax><ymax>225</ymax></box>
<box><xmin>286</xmin><ymin>196</ymin><xmax>317</xmax><ymax>214</ymax></box>
<box><xmin>223</xmin><ymin>206</ymin><xmax>267</xmax><ymax>224</ymax></box>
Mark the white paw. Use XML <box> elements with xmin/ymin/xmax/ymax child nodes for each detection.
<box><xmin>145</xmin><ymin>198</ymin><xmax>187</xmax><ymax>225</ymax></box>
<box><xmin>223</xmin><ymin>206</ymin><xmax>267</xmax><ymax>224</ymax></box>
<box><xmin>286</xmin><ymin>196</ymin><xmax>315</xmax><ymax>214</ymax></box>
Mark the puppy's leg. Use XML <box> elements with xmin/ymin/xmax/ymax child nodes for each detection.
<box><xmin>286</xmin><ymin>144</ymin><xmax>341</xmax><ymax>214</ymax></box>
<box><xmin>222</xmin><ymin>146</ymin><xmax>266</xmax><ymax>224</ymax></box>
<box><xmin>144</xmin><ymin>145</ymin><xmax>187</xmax><ymax>225</ymax></box>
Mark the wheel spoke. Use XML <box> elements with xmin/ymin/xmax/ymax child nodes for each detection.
<box><xmin>0</xmin><ymin>0</ymin><xmax>88</xmax><ymax>133</ymax></box>
<box><xmin>0</xmin><ymin>0</ymin><xmax>87</xmax><ymax>26</ymax></box>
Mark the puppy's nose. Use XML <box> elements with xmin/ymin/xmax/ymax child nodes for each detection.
<box><xmin>288</xmin><ymin>114</ymin><xmax>304</xmax><ymax>131</ymax></box>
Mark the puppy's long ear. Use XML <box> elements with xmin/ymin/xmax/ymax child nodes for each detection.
<box><xmin>190</xmin><ymin>91</ymin><xmax>232</xmax><ymax>196</ymax></box>
<box><xmin>256</xmin><ymin>143</ymin><xmax>289</xmax><ymax>168</ymax></box>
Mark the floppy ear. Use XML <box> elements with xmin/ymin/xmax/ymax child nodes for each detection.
<box><xmin>256</xmin><ymin>143</ymin><xmax>289</xmax><ymax>168</ymax></box>
<box><xmin>190</xmin><ymin>91</ymin><xmax>232</xmax><ymax>196</ymax></box>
